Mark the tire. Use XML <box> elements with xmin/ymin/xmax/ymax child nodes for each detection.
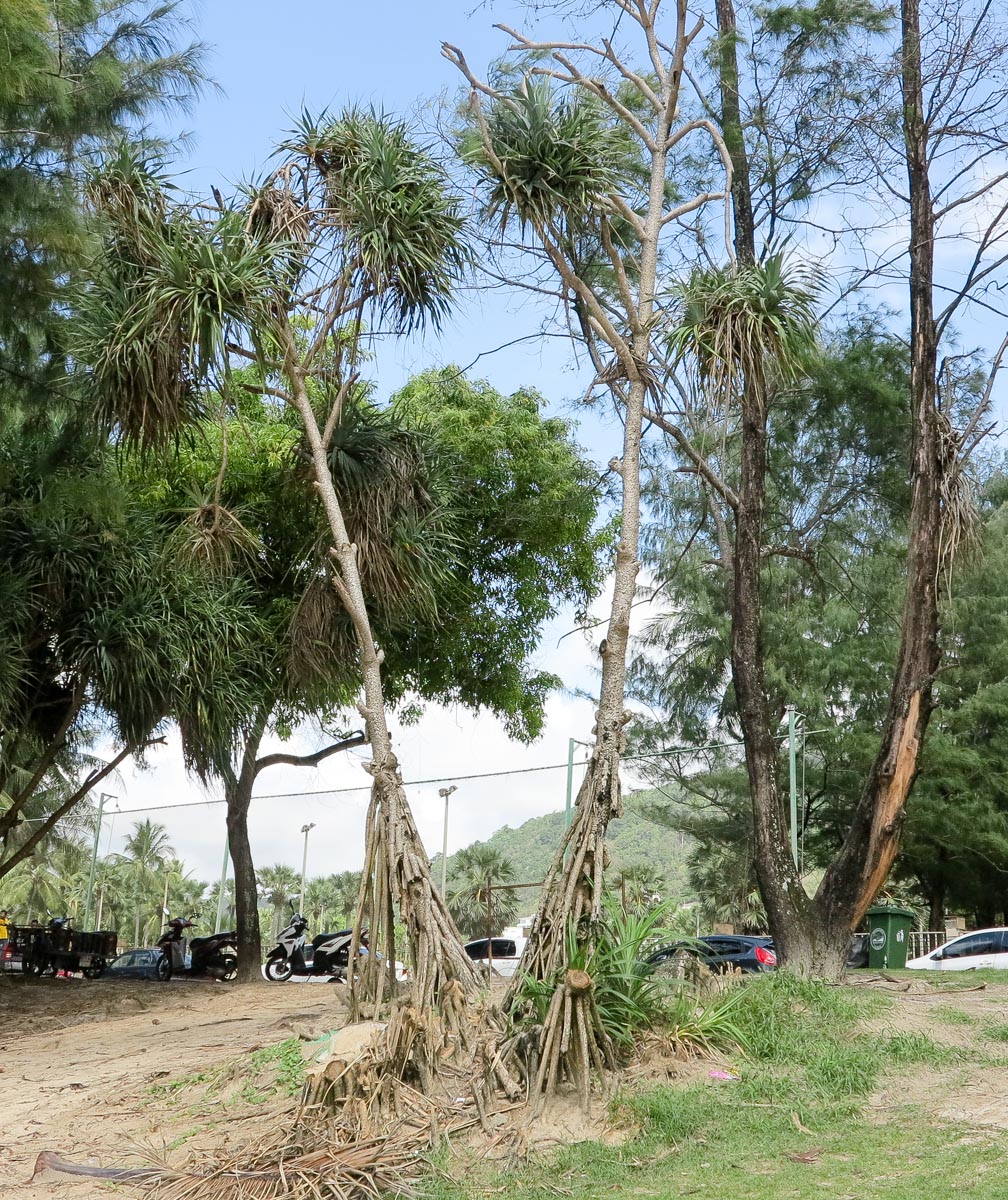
<box><xmin>219</xmin><ymin>953</ymin><xmax>238</xmax><ymax>982</ymax></box>
<box><xmin>264</xmin><ymin>955</ymin><xmax>293</xmax><ymax>982</ymax></box>
<box><xmin>156</xmin><ymin>952</ymin><xmax>172</xmax><ymax>982</ymax></box>
<box><xmin>82</xmin><ymin>958</ymin><xmax>105</xmax><ymax>980</ymax></box>
<box><xmin>22</xmin><ymin>954</ymin><xmax>43</xmax><ymax>977</ymax></box>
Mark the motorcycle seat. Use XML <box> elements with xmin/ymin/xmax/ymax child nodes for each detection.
<box><xmin>190</xmin><ymin>932</ymin><xmax>235</xmax><ymax>951</ymax></box>
<box><xmin>312</xmin><ymin>930</ymin><xmax>352</xmax><ymax>949</ymax></box>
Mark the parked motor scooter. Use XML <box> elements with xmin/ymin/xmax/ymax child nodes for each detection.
<box><xmin>157</xmin><ymin>917</ymin><xmax>238</xmax><ymax>981</ymax></box>
<box><xmin>262</xmin><ymin>904</ymin><xmax>363</xmax><ymax>982</ymax></box>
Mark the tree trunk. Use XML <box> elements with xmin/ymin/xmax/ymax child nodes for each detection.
<box><xmin>927</xmin><ymin>883</ymin><xmax>945</xmax><ymax>933</ymax></box>
<box><xmin>714</xmin><ymin>0</ymin><xmax>945</xmax><ymax>980</ymax></box>
<box><xmin>815</xmin><ymin>0</ymin><xmax>941</xmax><ymax>940</ymax></box>
<box><xmin>224</xmin><ymin>708</ymin><xmax>267</xmax><ymax>984</ymax></box>
<box><xmin>278</xmin><ymin>323</ymin><xmax>481</xmax><ymax>1099</ymax></box>
<box><xmin>503</xmin><ymin>82</ymin><xmax>671</xmax><ymax>1102</ymax></box>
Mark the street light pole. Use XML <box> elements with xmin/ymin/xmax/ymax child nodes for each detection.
<box><xmin>84</xmin><ymin>792</ymin><xmax>115</xmax><ymax>929</ymax></box>
<box><xmin>564</xmin><ymin>739</ymin><xmax>591</xmax><ymax>828</ymax></box>
<box><xmin>787</xmin><ymin>705</ymin><xmax>799</xmax><ymax>867</ymax></box>
<box><xmin>298</xmin><ymin>823</ymin><xmax>315</xmax><ymax>915</ymax></box>
<box><xmin>215</xmin><ymin>836</ymin><xmax>230</xmax><ymax>932</ymax></box>
<box><xmin>438</xmin><ymin>786</ymin><xmax>457</xmax><ymax>894</ymax></box>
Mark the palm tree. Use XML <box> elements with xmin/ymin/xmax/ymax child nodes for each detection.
<box><xmin>616</xmin><ymin>866</ymin><xmax>668</xmax><ymax>917</ymax></box>
<box><xmin>447</xmin><ymin>847</ymin><xmax>519</xmax><ymax>942</ymax></box>
<box><xmin>257</xmin><ymin>864</ymin><xmax>299</xmax><ymax>940</ymax></box>
<box><xmin>121</xmin><ymin>820</ymin><xmax>175</xmax><ymax>948</ymax></box>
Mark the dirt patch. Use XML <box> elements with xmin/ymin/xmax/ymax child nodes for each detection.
<box><xmin>0</xmin><ymin>974</ymin><xmax>350</xmax><ymax>1198</ymax></box>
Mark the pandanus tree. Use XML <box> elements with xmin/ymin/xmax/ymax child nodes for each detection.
<box><xmin>446</xmin><ymin>0</ymin><xmax>732</xmax><ymax>1101</ymax></box>
<box><xmin>77</xmin><ymin>125</ymin><xmax>478</xmax><ymax>1026</ymax></box>
<box><xmin>76</xmin><ymin>111</ymin><xmax>604</xmax><ymax>1098</ymax></box>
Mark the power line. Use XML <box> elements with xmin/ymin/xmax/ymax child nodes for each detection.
<box><xmin>106</xmin><ymin>732</ymin><xmax>829</xmax><ymax>815</ymax></box>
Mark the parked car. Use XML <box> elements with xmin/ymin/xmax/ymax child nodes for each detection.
<box><xmin>646</xmin><ymin>934</ymin><xmax>777</xmax><ymax>976</ymax></box>
<box><xmin>103</xmin><ymin>948</ymin><xmax>171</xmax><ymax>981</ymax></box>
<box><xmin>906</xmin><ymin>927</ymin><xmax>1008</xmax><ymax>971</ymax></box>
<box><xmin>463</xmin><ymin>936</ymin><xmax>527</xmax><ymax>978</ymax></box>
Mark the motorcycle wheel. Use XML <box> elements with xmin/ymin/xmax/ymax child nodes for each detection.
<box><xmin>156</xmin><ymin>953</ymin><xmax>172</xmax><ymax>982</ymax></box>
<box><xmin>219</xmin><ymin>953</ymin><xmax>238</xmax><ymax>982</ymax></box>
<box><xmin>264</xmin><ymin>955</ymin><xmax>293</xmax><ymax>982</ymax></box>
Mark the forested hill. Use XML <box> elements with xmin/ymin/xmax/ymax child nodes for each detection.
<box><xmin>439</xmin><ymin>790</ymin><xmax>692</xmax><ymax>911</ymax></box>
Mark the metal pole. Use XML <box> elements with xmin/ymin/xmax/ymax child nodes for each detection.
<box><xmin>298</xmin><ymin>823</ymin><xmax>315</xmax><ymax>914</ymax></box>
<box><xmin>565</xmin><ymin>737</ymin><xmax>576</xmax><ymax>828</ymax></box>
<box><xmin>84</xmin><ymin>792</ymin><xmax>113</xmax><ymax>929</ymax></box>
<box><xmin>438</xmin><ymin>786</ymin><xmax>457</xmax><ymax>894</ymax></box>
<box><xmin>215</xmin><ymin>836</ymin><xmax>229</xmax><ymax>932</ymax></box>
<box><xmin>787</xmin><ymin>706</ymin><xmax>798</xmax><ymax>867</ymax></box>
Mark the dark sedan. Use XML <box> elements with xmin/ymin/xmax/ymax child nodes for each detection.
<box><xmin>646</xmin><ymin>934</ymin><xmax>777</xmax><ymax>976</ymax></box>
<box><xmin>103</xmin><ymin>948</ymin><xmax>170</xmax><ymax>981</ymax></box>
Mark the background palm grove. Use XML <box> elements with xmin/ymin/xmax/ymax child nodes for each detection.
<box><xmin>2</xmin><ymin>0</ymin><xmax>1008</xmax><ymax>1011</ymax></box>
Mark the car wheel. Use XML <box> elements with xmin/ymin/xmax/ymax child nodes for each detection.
<box><xmin>219</xmin><ymin>953</ymin><xmax>238</xmax><ymax>982</ymax></box>
<box><xmin>264</xmin><ymin>956</ymin><xmax>293</xmax><ymax>982</ymax></box>
<box><xmin>82</xmin><ymin>958</ymin><xmax>105</xmax><ymax>980</ymax></box>
<box><xmin>156</xmin><ymin>953</ymin><xmax>172</xmax><ymax>982</ymax></box>
<box><xmin>22</xmin><ymin>954</ymin><xmax>43</xmax><ymax>977</ymax></box>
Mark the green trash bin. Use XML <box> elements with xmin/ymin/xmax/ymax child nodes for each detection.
<box><xmin>865</xmin><ymin>904</ymin><xmax>915</xmax><ymax>970</ymax></box>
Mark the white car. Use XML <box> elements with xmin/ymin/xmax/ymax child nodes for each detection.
<box><xmin>906</xmin><ymin>927</ymin><xmax>1008</xmax><ymax>971</ymax></box>
<box><xmin>463</xmin><ymin>935</ymin><xmax>527</xmax><ymax>978</ymax></box>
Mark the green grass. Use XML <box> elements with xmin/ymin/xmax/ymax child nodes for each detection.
<box><xmin>146</xmin><ymin>1037</ymin><xmax>306</xmax><ymax>1107</ymax></box>
<box><xmin>425</xmin><ymin>973</ymin><xmax>1008</xmax><ymax>1200</ymax></box>
<box><xmin>932</xmin><ymin>1004</ymin><xmax>979</xmax><ymax>1026</ymax></box>
<box><xmin>983</xmin><ymin>1021</ymin><xmax>1008</xmax><ymax>1043</ymax></box>
<box><xmin>429</xmin><ymin>1110</ymin><xmax>1007</xmax><ymax>1200</ymax></box>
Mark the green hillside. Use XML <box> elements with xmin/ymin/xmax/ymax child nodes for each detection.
<box><xmin>436</xmin><ymin>789</ymin><xmax>693</xmax><ymax>915</ymax></box>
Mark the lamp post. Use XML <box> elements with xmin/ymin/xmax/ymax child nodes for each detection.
<box><xmin>298</xmin><ymin>823</ymin><xmax>315</xmax><ymax>915</ymax></box>
<box><xmin>564</xmin><ymin>739</ymin><xmax>592</xmax><ymax>828</ymax></box>
<box><xmin>786</xmin><ymin>706</ymin><xmax>799</xmax><ymax>867</ymax></box>
<box><xmin>215</xmin><ymin>837</ymin><xmax>230</xmax><ymax>933</ymax></box>
<box><xmin>438</xmin><ymin>786</ymin><xmax>457</xmax><ymax>894</ymax></box>
<box><xmin>84</xmin><ymin>792</ymin><xmax>115</xmax><ymax>929</ymax></box>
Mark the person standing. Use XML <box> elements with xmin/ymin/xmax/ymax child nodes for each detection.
<box><xmin>0</xmin><ymin>909</ymin><xmax>10</xmax><ymax>940</ymax></box>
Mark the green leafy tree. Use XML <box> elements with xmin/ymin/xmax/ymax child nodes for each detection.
<box><xmin>0</xmin><ymin>0</ymin><xmax>205</xmax><ymax>422</ymax></box>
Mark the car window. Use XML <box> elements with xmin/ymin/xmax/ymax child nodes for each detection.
<box><xmin>119</xmin><ymin>952</ymin><xmax>139</xmax><ymax>967</ymax></box>
<box><xmin>705</xmin><ymin>938</ymin><xmax>743</xmax><ymax>955</ymax></box>
<box><xmin>490</xmin><ymin>939</ymin><xmax>517</xmax><ymax>957</ymax></box>
<box><xmin>992</xmin><ymin>931</ymin><xmax>1008</xmax><ymax>953</ymax></box>
<box><xmin>136</xmin><ymin>951</ymin><xmax>153</xmax><ymax>964</ymax></box>
<box><xmin>465</xmin><ymin>940</ymin><xmax>489</xmax><ymax>959</ymax></box>
<box><xmin>943</xmin><ymin>933</ymin><xmax>997</xmax><ymax>958</ymax></box>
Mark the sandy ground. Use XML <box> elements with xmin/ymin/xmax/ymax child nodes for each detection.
<box><xmin>4</xmin><ymin>972</ymin><xmax>1008</xmax><ymax>1198</ymax></box>
<box><xmin>0</xmin><ymin>974</ymin><xmax>351</xmax><ymax>1198</ymax></box>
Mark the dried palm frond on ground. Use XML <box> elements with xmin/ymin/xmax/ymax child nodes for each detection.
<box><xmin>33</xmin><ymin>1131</ymin><xmax>421</xmax><ymax>1200</ymax></box>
